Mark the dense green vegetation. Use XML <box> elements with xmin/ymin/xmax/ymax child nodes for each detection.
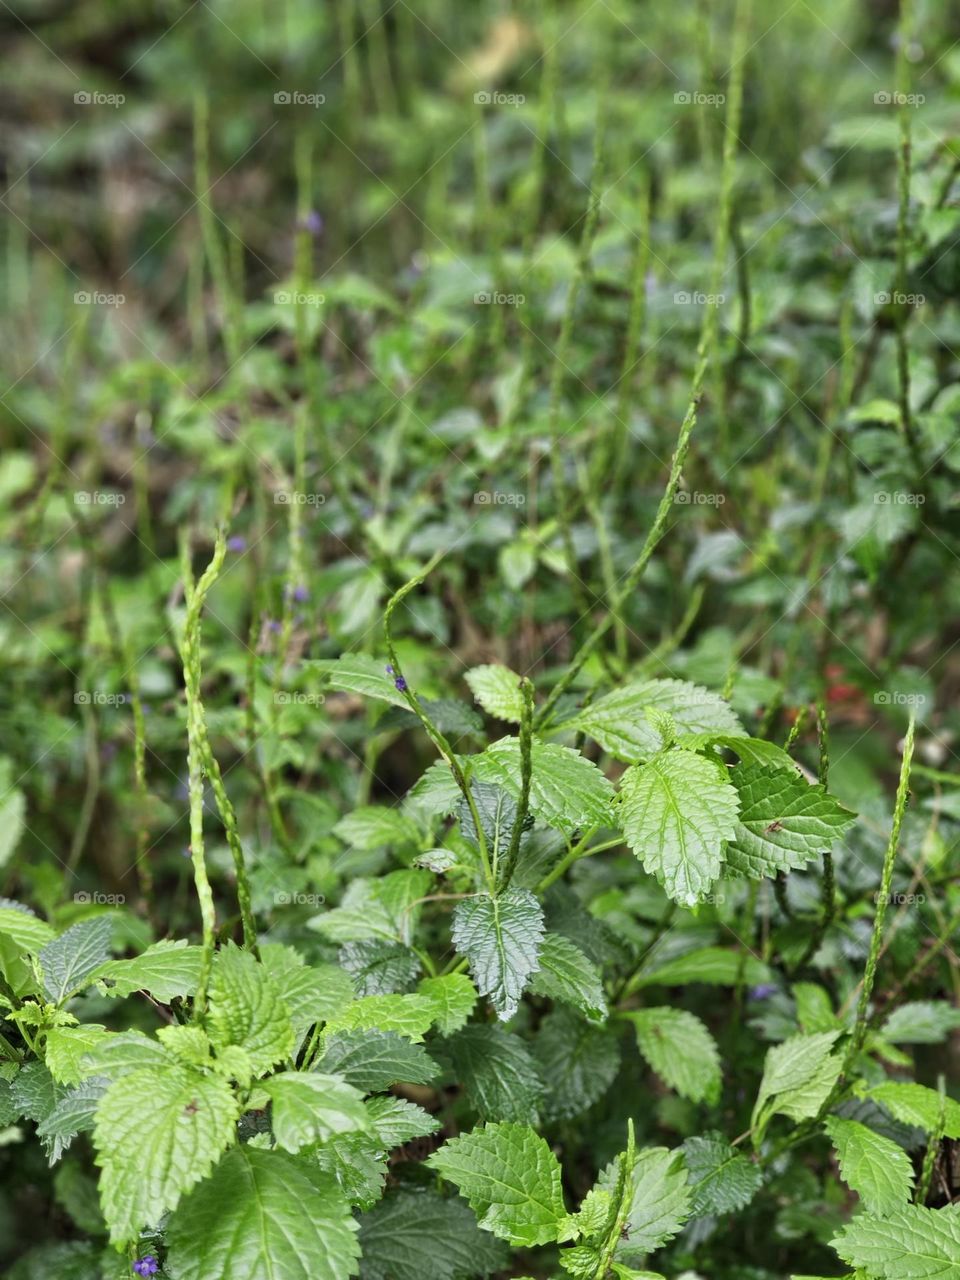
<box><xmin>1</xmin><ymin>0</ymin><xmax>959</xmax><ymax>1276</ymax></box>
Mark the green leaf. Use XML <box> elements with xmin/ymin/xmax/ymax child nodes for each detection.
<box><xmin>683</xmin><ymin>1133</ymin><xmax>763</xmax><ymax>1217</ymax></box>
<box><xmin>363</xmin><ymin>1095</ymin><xmax>440</xmax><ymax>1147</ymax></box>
<box><xmin>824</xmin><ymin>1116</ymin><xmax>914</xmax><ymax>1215</ymax></box>
<box><xmin>616</xmin><ymin>1147</ymin><xmax>691</xmax><ymax>1262</ymax></box>
<box><xmin>725</xmin><ymin>764</ymin><xmax>856</xmax><ymax>879</ymax></box>
<box><xmin>459</xmin><ymin>781</ymin><xmax>529</xmax><ymax>864</ymax></box>
<box><xmin>11</xmin><ymin>1062</ymin><xmax>71</xmax><ymax>1161</ymax></box>
<box><xmin>465</xmin><ymin>664</ymin><xmax>525</xmax><ymax>723</ymax></box>
<box><xmin>93</xmin><ymin>1062</ymin><xmax>239</xmax><ymax>1243</ymax></box>
<box><xmin>439</xmin><ymin>1024</ymin><xmax>544</xmax><ymax>1122</ymax></box>
<box><xmin>0</xmin><ymin>903</ymin><xmax>56</xmax><ymax>951</ymax></box>
<box><xmin>881</xmin><ymin>1001</ymin><xmax>960</xmax><ymax>1045</ymax></box>
<box><xmin>619</xmin><ymin>749</ymin><xmax>739</xmax><ymax>904</ymax></box>
<box><xmin>262</xmin><ymin>1071</ymin><xmax>369</xmax><ymax>1152</ymax></box>
<box><xmin>40</xmin><ymin>918</ymin><xmax>113</xmax><ymax>1003</ymax></box>
<box><xmin>92</xmin><ymin>939</ymin><xmax>202</xmax><ymax>1002</ymax></box>
<box><xmin>869</xmin><ymin>1082</ymin><xmax>960</xmax><ymax>1138</ymax></box>
<box><xmin>452</xmin><ymin>888</ymin><xmax>545</xmax><ymax>1020</ymax></box>
<box><xmin>208</xmin><ymin>943</ymin><xmax>295</xmax><ymax>1076</ymax></box>
<box><xmin>683</xmin><ymin>733</ymin><xmax>799</xmax><ymax>771</ymax></box>
<box><xmin>314</xmin><ymin>1129</ymin><xmax>388</xmax><ymax>1209</ymax></box>
<box><xmin>832</xmin><ymin>1203</ymin><xmax>960</xmax><ymax>1277</ymax></box>
<box><xmin>325</xmin><ymin>993</ymin><xmax>438</xmax><ymax>1042</ymax></box>
<box><xmin>318</xmin><ymin>1028</ymin><xmax>439</xmax><ymax>1091</ymax></box>
<box><xmin>417</xmin><ymin>973</ymin><xmax>478</xmax><ymax>1035</ymax></box>
<box><xmin>534</xmin><ymin>1007</ymin><xmax>620</xmax><ymax>1119</ymax></box>
<box><xmin>0</xmin><ymin>783</ymin><xmax>25</xmax><ymax>871</ymax></box>
<box><xmin>625</xmin><ymin>1007</ymin><xmax>721</xmax><ymax>1103</ymax></box>
<box><xmin>44</xmin><ymin>1024</ymin><xmax>110</xmax><ymax>1085</ymax></box>
<box><xmin>631</xmin><ymin>945</ymin><xmax>771</xmax><ymax>990</ymax></box>
<box><xmin>36</xmin><ymin>1078</ymin><xmax>108</xmax><ymax>1157</ymax></box>
<box><xmin>529</xmin><ymin>933</ymin><xmax>607</xmax><ymax>1020</ymax></box>
<box><xmin>311</xmin><ymin>654</ymin><xmax>409</xmax><ymax>708</ymax></box>
<box><xmin>753</xmin><ymin>1030</ymin><xmax>842</xmax><ymax>1135</ymax></box>
<box><xmin>427</xmin><ymin>1121</ymin><xmax>567</xmax><ymax>1247</ymax></box>
<box><xmin>333</xmin><ymin>805</ymin><xmax>422</xmax><ymax>853</ymax></box>
<box><xmin>259</xmin><ymin>944</ymin><xmax>355</xmax><ymax>1031</ymax></box>
<box><xmin>473</xmin><ymin>737</ymin><xmax>616</xmax><ymax>836</ymax></box>
<box><xmin>563</xmin><ymin>678</ymin><xmax>745</xmax><ymax>763</ymax></box>
<box><xmin>78</xmin><ymin>1030</ymin><xmax>168</xmax><ymax>1081</ymax></box>
<box><xmin>166</xmin><ymin>1145</ymin><xmax>360</xmax><ymax>1280</ymax></box>
<box><xmin>357</xmin><ymin>1188</ymin><xmax>508</xmax><ymax>1280</ymax></box>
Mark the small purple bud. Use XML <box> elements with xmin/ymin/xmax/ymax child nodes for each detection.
<box><xmin>227</xmin><ymin>535</ymin><xmax>247</xmax><ymax>552</ymax></box>
<box><xmin>292</xmin><ymin>583</ymin><xmax>309</xmax><ymax>603</ymax></box>
<box><xmin>748</xmin><ymin>983</ymin><xmax>778</xmax><ymax>1002</ymax></box>
<box><xmin>301</xmin><ymin>210</ymin><xmax>324</xmax><ymax>236</ymax></box>
<box><xmin>267</xmin><ymin>619</ymin><xmax>282</xmax><ymax>633</ymax></box>
<box><xmin>385</xmin><ymin>664</ymin><xmax>394</xmax><ymax>675</ymax></box>
<box><xmin>394</xmin><ymin>676</ymin><xmax>407</xmax><ymax>692</ymax></box>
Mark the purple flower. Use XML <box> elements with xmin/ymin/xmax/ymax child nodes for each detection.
<box><xmin>292</xmin><ymin>583</ymin><xmax>309</xmax><ymax>603</ymax></box>
<box><xmin>299</xmin><ymin>210</ymin><xmax>324</xmax><ymax>236</ymax></box>
<box><xmin>385</xmin><ymin>664</ymin><xmax>394</xmax><ymax>675</ymax></box>
<box><xmin>133</xmin><ymin>1258</ymin><xmax>159</xmax><ymax>1277</ymax></box>
<box><xmin>227</xmin><ymin>535</ymin><xmax>247</xmax><ymax>552</ymax></box>
<box><xmin>267</xmin><ymin>619</ymin><xmax>282</xmax><ymax>634</ymax></box>
<box><xmin>394</xmin><ymin>676</ymin><xmax>407</xmax><ymax>692</ymax></box>
<box><xmin>748</xmin><ymin>983</ymin><xmax>778</xmax><ymax>1002</ymax></box>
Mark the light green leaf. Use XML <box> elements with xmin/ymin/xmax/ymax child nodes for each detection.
<box><xmin>262</xmin><ymin>1071</ymin><xmax>368</xmax><ymax>1152</ymax></box>
<box><xmin>725</xmin><ymin>764</ymin><xmax>856</xmax><ymax>879</ymax></box>
<box><xmin>563</xmin><ymin>678</ymin><xmax>745</xmax><ymax>763</ymax></box>
<box><xmin>616</xmin><ymin>1147</ymin><xmax>691</xmax><ymax>1262</ymax></box>
<box><xmin>869</xmin><ymin>1082</ymin><xmax>960</xmax><ymax>1137</ymax></box>
<box><xmin>79</xmin><ymin>1031</ymin><xmax>168</xmax><ymax>1081</ymax></box>
<box><xmin>363</xmin><ymin>1095</ymin><xmax>440</xmax><ymax>1147</ymax></box>
<box><xmin>333</xmin><ymin>806</ymin><xmax>421</xmax><ymax>852</ymax></box>
<box><xmin>92</xmin><ymin>940</ymin><xmax>202</xmax><ymax>1002</ymax></box>
<box><xmin>417</xmin><ymin>972</ymin><xmax>478</xmax><ymax>1035</ymax></box>
<box><xmin>93</xmin><ymin>1062</ymin><xmax>239</xmax><ymax>1243</ymax></box>
<box><xmin>208</xmin><ymin>944</ymin><xmax>295</xmax><ymax>1076</ymax></box>
<box><xmin>44</xmin><ymin>1024</ymin><xmax>110</xmax><ymax>1086</ymax></box>
<box><xmin>427</xmin><ymin>1121</ymin><xmax>567</xmax><ymax>1247</ymax></box>
<box><xmin>825</xmin><ymin>1116</ymin><xmax>914</xmax><ymax>1215</ymax></box>
<box><xmin>40</xmin><ymin>918</ymin><xmax>114</xmax><ymax>1003</ymax></box>
<box><xmin>632</xmin><ymin>945</ymin><xmax>771</xmax><ymax>990</ymax></box>
<box><xmin>473</xmin><ymin>737</ymin><xmax>616</xmax><ymax>836</ymax></box>
<box><xmin>465</xmin><ymin>665</ymin><xmax>525</xmax><ymax>723</ymax></box>
<box><xmin>0</xmin><ymin>783</ymin><xmax>25</xmax><ymax>871</ymax></box>
<box><xmin>832</xmin><ymin>1203</ymin><xmax>960</xmax><ymax>1278</ymax></box>
<box><xmin>452</xmin><ymin>888</ymin><xmax>544</xmax><ymax>1020</ymax></box>
<box><xmin>619</xmin><ymin>749</ymin><xmax>739</xmax><ymax>904</ymax></box>
<box><xmin>626</xmin><ymin>1007</ymin><xmax>721</xmax><ymax>1103</ymax></box>
<box><xmin>683</xmin><ymin>1133</ymin><xmax>763</xmax><ymax>1217</ymax></box>
<box><xmin>753</xmin><ymin>1031</ymin><xmax>842</xmax><ymax>1136</ymax></box>
<box><xmin>259</xmin><ymin>944</ymin><xmax>355</xmax><ymax>1031</ymax></box>
<box><xmin>0</xmin><ymin>903</ymin><xmax>56</xmax><ymax>951</ymax></box>
<box><xmin>682</xmin><ymin>733</ymin><xmax>800</xmax><ymax>770</ymax></box>
<box><xmin>324</xmin><ymin>993</ymin><xmax>437</xmax><ymax>1042</ymax></box>
<box><xmin>165</xmin><ymin>1145</ymin><xmax>360</xmax><ymax>1280</ymax></box>
<box><xmin>311</xmin><ymin>654</ymin><xmax>409</xmax><ymax>708</ymax></box>
<box><xmin>881</xmin><ymin>1002</ymin><xmax>960</xmax><ymax>1045</ymax></box>
<box><xmin>529</xmin><ymin>933</ymin><xmax>607</xmax><ymax>1020</ymax></box>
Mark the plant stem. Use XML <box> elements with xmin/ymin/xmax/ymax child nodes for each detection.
<box><xmin>498</xmin><ymin>679</ymin><xmax>534</xmax><ymax>891</ymax></box>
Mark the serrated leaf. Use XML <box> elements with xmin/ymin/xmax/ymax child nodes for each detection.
<box><xmin>363</xmin><ymin>1095</ymin><xmax>440</xmax><ymax>1147</ymax></box>
<box><xmin>683</xmin><ymin>1133</ymin><xmax>763</xmax><ymax>1216</ymax></box>
<box><xmin>166</xmin><ymin>1144</ymin><xmax>360</xmax><ymax>1280</ymax></box>
<box><xmin>358</xmin><ymin>1188</ymin><xmax>508</xmax><ymax>1280</ymax></box>
<box><xmin>93</xmin><ymin>1062</ymin><xmax>239</xmax><ymax>1243</ymax></box>
<box><xmin>78</xmin><ymin>1031</ymin><xmax>168</xmax><ymax>1081</ymax></box>
<box><xmin>825</xmin><ymin>1116</ymin><xmax>914</xmax><ymax>1215</ymax></box>
<box><xmin>632</xmin><ymin>945</ymin><xmax>771</xmax><ymax>990</ymax></box>
<box><xmin>45</xmin><ymin>1023</ymin><xmax>110</xmax><ymax>1085</ymax></box>
<box><xmin>427</xmin><ymin>1121</ymin><xmax>567</xmax><ymax>1247</ymax></box>
<box><xmin>262</xmin><ymin>1071</ymin><xmax>368</xmax><ymax>1152</ymax></box>
<box><xmin>725</xmin><ymin>764</ymin><xmax>856</xmax><ymax>879</ymax></box>
<box><xmin>617</xmin><ymin>1147</ymin><xmax>691</xmax><ymax>1261</ymax></box>
<box><xmin>259</xmin><ymin>944</ymin><xmax>355</xmax><ymax>1032</ymax></box>
<box><xmin>0</xmin><ymin>903</ymin><xmax>56</xmax><ymax>951</ymax></box>
<box><xmin>529</xmin><ymin>933</ymin><xmax>607</xmax><ymax>1020</ymax></box>
<box><xmin>314</xmin><ymin>1128</ymin><xmax>388</xmax><ymax>1209</ymax></box>
<box><xmin>417</xmin><ymin>972</ymin><xmax>477</xmax><ymax>1034</ymax></box>
<box><xmin>324</xmin><ymin>992</ymin><xmax>437</xmax><ymax>1042</ymax></box>
<box><xmin>753</xmin><ymin>1030</ymin><xmax>842</xmax><ymax>1134</ymax></box>
<box><xmin>92</xmin><ymin>939</ymin><xmax>202</xmax><ymax>1002</ymax></box>
<box><xmin>564</xmin><ymin>678</ymin><xmax>745</xmax><ymax>763</ymax></box>
<box><xmin>473</xmin><ymin>737</ymin><xmax>616</xmax><ymax>836</ymax></box>
<box><xmin>311</xmin><ymin>654</ymin><xmax>409</xmax><ymax>708</ymax></box>
<box><xmin>333</xmin><ymin>805</ymin><xmax>421</xmax><ymax>852</ymax></box>
<box><xmin>452</xmin><ymin>888</ymin><xmax>544</xmax><ymax>1020</ymax></box>
<box><xmin>626</xmin><ymin>1007</ymin><xmax>721</xmax><ymax>1102</ymax></box>
<box><xmin>465</xmin><ymin>665</ymin><xmax>525</xmax><ymax>723</ymax></box>
<box><xmin>534</xmin><ymin>1006</ymin><xmax>620</xmax><ymax>1119</ymax></box>
<box><xmin>683</xmin><ymin>733</ymin><xmax>800</xmax><ymax>770</ymax></box>
<box><xmin>36</xmin><ymin>1077</ymin><xmax>108</xmax><ymax>1161</ymax></box>
<box><xmin>208</xmin><ymin>944</ymin><xmax>295</xmax><ymax>1076</ymax></box>
<box><xmin>870</xmin><ymin>1082</ymin><xmax>960</xmax><ymax>1137</ymax></box>
<box><xmin>40</xmin><ymin>918</ymin><xmax>113</xmax><ymax>1003</ymax></box>
<box><xmin>881</xmin><ymin>1001</ymin><xmax>960</xmax><ymax>1045</ymax></box>
<box><xmin>318</xmin><ymin>1028</ymin><xmax>438</xmax><ymax>1091</ymax></box>
<box><xmin>832</xmin><ymin>1203</ymin><xmax>960</xmax><ymax>1277</ymax></box>
<box><xmin>459</xmin><ymin>780</ymin><xmax>528</xmax><ymax>863</ymax></box>
<box><xmin>619</xmin><ymin>749</ymin><xmax>739</xmax><ymax>904</ymax></box>
<box><xmin>439</xmin><ymin>1023</ymin><xmax>544</xmax><ymax>1122</ymax></box>
<box><xmin>11</xmin><ymin>1061</ymin><xmax>71</xmax><ymax>1161</ymax></box>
